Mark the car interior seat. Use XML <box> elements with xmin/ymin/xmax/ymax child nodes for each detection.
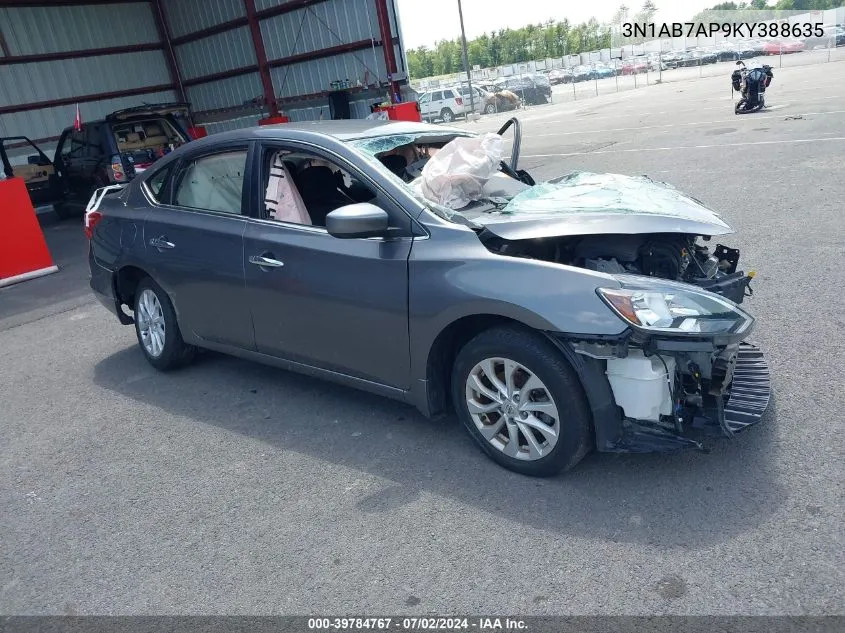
<box><xmin>292</xmin><ymin>165</ymin><xmax>356</xmax><ymax>226</ymax></box>
<box><xmin>265</xmin><ymin>151</ymin><xmax>311</xmax><ymax>225</ymax></box>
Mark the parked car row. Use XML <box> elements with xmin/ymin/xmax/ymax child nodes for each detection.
<box><xmin>416</xmin><ymin>74</ymin><xmax>552</xmax><ymax>122</ymax></box>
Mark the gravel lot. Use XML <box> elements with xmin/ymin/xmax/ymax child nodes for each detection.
<box><xmin>1</xmin><ymin>60</ymin><xmax>843</xmax><ymax>616</ymax></box>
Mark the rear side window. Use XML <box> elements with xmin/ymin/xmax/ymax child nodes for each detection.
<box><xmin>173</xmin><ymin>150</ymin><xmax>248</xmax><ymax>215</ymax></box>
<box><xmin>61</xmin><ymin>129</ymin><xmax>85</xmax><ymax>160</ymax></box>
<box><xmin>84</xmin><ymin>125</ymin><xmax>104</xmax><ymax>158</ymax></box>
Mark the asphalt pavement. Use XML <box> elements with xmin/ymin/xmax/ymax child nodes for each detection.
<box><xmin>1</xmin><ymin>60</ymin><xmax>843</xmax><ymax>616</ymax></box>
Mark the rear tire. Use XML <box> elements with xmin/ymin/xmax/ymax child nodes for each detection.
<box><xmin>440</xmin><ymin>108</ymin><xmax>455</xmax><ymax>123</ymax></box>
<box><xmin>133</xmin><ymin>277</ymin><xmax>196</xmax><ymax>371</ymax></box>
<box><xmin>451</xmin><ymin>326</ymin><xmax>593</xmax><ymax>477</ymax></box>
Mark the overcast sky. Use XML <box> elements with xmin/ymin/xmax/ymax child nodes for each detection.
<box><xmin>395</xmin><ymin>0</ymin><xmax>721</xmax><ymax>50</ymax></box>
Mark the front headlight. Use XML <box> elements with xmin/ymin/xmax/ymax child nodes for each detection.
<box><xmin>597</xmin><ymin>277</ymin><xmax>753</xmax><ymax>335</ymax></box>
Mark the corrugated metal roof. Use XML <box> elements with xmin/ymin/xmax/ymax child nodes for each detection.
<box><xmin>161</xmin><ymin>0</ymin><xmax>246</xmax><ymax>39</ymax></box>
<box><xmin>175</xmin><ymin>26</ymin><xmax>257</xmax><ymax>80</ymax></box>
<box><xmin>0</xmin><ymin>4</ymin><xmax>159</xmax><ymax>56</ymax></box>
<box><xmin>261</xmin><ymin>0</ymin><xmax>381</xmax><ymax>60</ymax></box>
<box><xmin>0</xmin><ymin>51</ymin><xmax>172</xmax><ymax>108</ymax></box>
<box><xmin>0</xmin><ymin>89</ymin><xmax>178</xmax><ymax>145</ymax></box>
<box><xmin>269</xmin><ymin>48</ymin><xmax>386</xmax><ymax>98</ymax></box>
<box><xmin>186</xmin><ymin>73</ymin><xmax>263</xmax><ymax>111</ymax></box>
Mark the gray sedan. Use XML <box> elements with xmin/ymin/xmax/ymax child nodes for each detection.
<box><xmin>86</xmin><ymin>119</ymin><xmax>770</xmax><ymax>476</ymax></box>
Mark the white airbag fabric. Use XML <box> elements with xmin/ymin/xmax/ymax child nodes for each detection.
<box><xmin>420</xmin><ymin>133</ymin><xmax>504</xmax><ymax>209</ymax></box>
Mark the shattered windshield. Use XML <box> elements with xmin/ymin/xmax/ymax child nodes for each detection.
<box><xmin>347</xmin><ymin>131</ymin><xmax>484</xmax><ymax>225</ymax></box>
<box><xmin>347</xmin><ymin>130</ymin><xmax>731</xmax><ymax>232</ymax></box>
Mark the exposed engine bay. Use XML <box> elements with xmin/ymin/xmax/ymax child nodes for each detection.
<box><xmin>480</xmin><ymin>231</ymin><xmax>754</xmax><ymax>305</ymax></box>
<box><xmin>351</xmin><ymin>118</ymin><xmax>756</xmax><ymax>307</ymax></box>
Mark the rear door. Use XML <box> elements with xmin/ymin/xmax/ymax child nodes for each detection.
<box><xmin>79</xmin><ymin>123</ymin><xmax>109</xmax><ymax>196</ymax></box>
<box><xmin>418</xmin><ymin>92</ymin><xmax>433</xmax><ymax>118</ymax></box>
<box><xmin>55</xmin><ymin>127</ymin><xmax>87</xmax><ymax>203</ymax></box>
<box><xmin>430</xmin><ymin>90</ymin><xmax>444</xmax><ymax>118</ymax></box>
<box><xmin>141</xmin><ymin>142</ymin><xmax>254</xmax><ymax>350</ymax></box>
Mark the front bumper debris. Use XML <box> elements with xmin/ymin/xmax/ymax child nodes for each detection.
<box><xmin>705</xmin><ymin>342</ymin><xmax>771</xmax><ymax>434</ymax></box>
<box><xmin>608</xmin><ymin>342</ymin><xmax>771</xmax><ymax>453</ymax></box>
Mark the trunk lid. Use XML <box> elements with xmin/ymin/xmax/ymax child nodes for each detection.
<box><xmin>105</xmin><ymin>102</ymin><xmax>191</xmax><ymax>123</ymax></box>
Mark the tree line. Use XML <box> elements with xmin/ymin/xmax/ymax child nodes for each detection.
<box><xmin>406</xmin><ymin>0</ymin><xmax>845</xmax><ymax>79</ymax></box>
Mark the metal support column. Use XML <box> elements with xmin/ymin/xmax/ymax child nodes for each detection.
<box><xmin>151</xmin><ymin>0</ymin><xmax>186</xmax><ymax>103</ymax></box>
<box><xmin>374</xmin><ymin>0</ymin><xmax>401</xmax><ymax>102</ymax></box>
<box><xmin>244</xmin><ymin>0</ymin><xmax>280</xmax><ymax>116</ymax></box>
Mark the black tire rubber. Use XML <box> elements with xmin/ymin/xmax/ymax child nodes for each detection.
<box><xmin>485</xmin><ymin>104</ymin><xmax>496</xmax><ymax>114</ymax></box>
<box><xmin>133</xmin><ymin>277</ymin><xmax>196</xmax><ymax>371</ymax></box>
<box><xmin>440</xmin><ymin>108</ymin><xmax>455</xmax><ymax>123</ymax></box>
<box><xmin>451</xmin><ymin>326</ymin><xmax>593</xmax><ymax>477</ymax></box>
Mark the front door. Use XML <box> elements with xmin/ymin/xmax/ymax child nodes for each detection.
<box><xmin>243</xmin><ymin>142</ymin><xmax>413</xmax><ymax>389</ymax></box>
<box><xmin>141</xmin><ymin>144</ymin><xmax>254</xmax><ymax>350</ymax></box>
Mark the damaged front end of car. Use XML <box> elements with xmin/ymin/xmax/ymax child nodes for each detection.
<box><xmin>549</xmin><ymin>275</ymin><xmax>771</xmax><ymax>453</ymax></box>
<box><xmin>473</xmin><ymin>171</ymin><xmax>758</xmax><ymax>307</ymax></box>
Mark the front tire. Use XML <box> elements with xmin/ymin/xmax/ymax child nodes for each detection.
<box><xmin>485</xmin><ymin>103</ymin><xmax>496</xmax><ymax>114</ymax></box>
<box><xmin>133</xmin><ymin>277</ymin><xmax>196</xmax><ymax>371</ymax></box>
<box><xmin>451</xmin><ymin>327</ymin><xmax>593</xmax><ymax>477</ymax></box>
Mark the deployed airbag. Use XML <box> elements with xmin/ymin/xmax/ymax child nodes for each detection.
<box><xmin>420</xmin><ymin>133</ymin><xmax>505</xmax><ymax>209</ymax></box>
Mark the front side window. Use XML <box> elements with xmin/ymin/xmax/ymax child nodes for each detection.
<box><xmin>261</xmin><ymin>146</ymin><xmax>376</xmax><ymax>228</ymax></box>
<box><xmin>174</xmin><ymin>150</ymin><xmax>247</xmax><ymax>215</ymax></box>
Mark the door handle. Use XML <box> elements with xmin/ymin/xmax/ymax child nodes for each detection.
<box><xmin>249</xmin><ymin>255</ymin><xmax>284</xmax><ymax>268</ymax></box>
<box><xmin>150</xmin><ymin>237</ymin><xmax>175</xmax><ymax>250</ymax></box>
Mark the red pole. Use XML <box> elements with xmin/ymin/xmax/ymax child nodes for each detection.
<box><xmin>151</xmin><ymin>0</ymin><xmax>187</xmax><ymax>103</ymax></box>
<box><xmin>374</xmin><ymin>0</ymin><xmax>401</xmax><ymax>102</ymax></box>
<box><xmin>244</xmin><ymin>0</ymin><xmax>280</xmax><ymax>116</ymax></box>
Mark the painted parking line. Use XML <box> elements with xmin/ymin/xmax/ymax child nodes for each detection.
<box><xmin>522</xmin><ymin>135</ymin><xmax>845</xmax><ymax>158</ymax></box>
<box><xmin>528</xmin><ymin>109</ymin><xmax>845</xmax><ymax>138</ymax></box>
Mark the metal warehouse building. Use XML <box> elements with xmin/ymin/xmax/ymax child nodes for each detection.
<box><xmin>0</xmin><ymin>0</ymin><xmax>411</xmax><ymax>157</ymax></box>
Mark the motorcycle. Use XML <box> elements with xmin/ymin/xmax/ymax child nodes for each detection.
<box><xmin>732</xmin><ymin>60</ymin><xmax>774</xmax><ymax>114</ymax></box>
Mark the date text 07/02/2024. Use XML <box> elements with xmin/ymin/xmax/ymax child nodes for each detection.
<box><xmin>308</xmin><ymin>617</ymin><xmax>527</xmax><ymax>631</ymax></box>
<box><xmin>622</xmin><ymin>21</ymin><xmax>825</xmax><ymax>39</ymax></box>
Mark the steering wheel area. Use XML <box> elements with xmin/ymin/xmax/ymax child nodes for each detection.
<box><xmin>497</xmin><ymin>117</ymin><xmax>534</xmax><ymax>185</ymax></box>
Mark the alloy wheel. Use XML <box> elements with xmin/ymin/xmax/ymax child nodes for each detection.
<box><xmin>464</xmin><ymin>357</ymin><xmax>560</xmax><ymax>461</ymax></box>
<box><xmin>137</xmin><ymin>288</ymin><xmax>166</xmax><ymax>358</ymax></box>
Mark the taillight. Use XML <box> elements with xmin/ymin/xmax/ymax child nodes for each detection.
<box><xmin>84</xmin><ymin>210</ymin><xmax>102</xmax><ymax>239</ymax></box>
<box><xmin>110</xmin><ymin>154</ymin><xmax>126</xmax><ymax>182</ymax></box>
<box><xmin>455</xmin><ymin>97</ymin><xmax>463</xmax><ymax>106</ymax></box>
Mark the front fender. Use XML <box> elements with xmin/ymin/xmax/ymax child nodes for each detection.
<box><xmin>408</xmin><ymin>224</ymin><xmax>628</xmax><ymax>386</ymax></box>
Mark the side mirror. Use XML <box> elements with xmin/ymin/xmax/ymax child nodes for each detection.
<box><xmin>326</xmin><ymin>203</ymin><xmax>389</xmax><ymax>239</ymax></box>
